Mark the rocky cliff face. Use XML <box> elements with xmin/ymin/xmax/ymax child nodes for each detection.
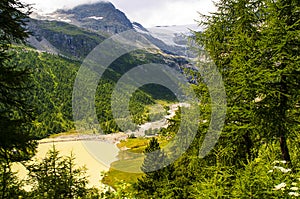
<box><xmin>27</xmin><ymin>19</ymin><xmax>107</xmax><ymax>58</ymax></box>
<box><xmin>27</xmin><ymin>2</ymin><xmax>138</xmax><ymax>58</ymax></box>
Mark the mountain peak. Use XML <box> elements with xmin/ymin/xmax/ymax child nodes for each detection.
<box><xmin>40</xmin><ymin>1</ymin><xmax>133</xmax><ymax>34</ymax></box>
<box><xmin>59</xmin><ymin>1</ymin><xmax>116</xmax><ymax>19</ymax></box>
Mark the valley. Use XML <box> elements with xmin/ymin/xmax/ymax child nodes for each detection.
<box><xmin>2</xmin><ymin>0</ymin><xmax>299</xmax><ymax>198</ymax></box>
<box><xmin>12</xmin><ymin>103</ymin><xmax>185</xmax><ymax>190</ymax></box>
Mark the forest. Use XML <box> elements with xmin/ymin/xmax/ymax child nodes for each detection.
<box><xmin>5</xmin><ymin>47</ymin><xmax>177</xmax><ymax>137</ymax></box>
<box><xmin>0</xmin><ymin>0</ymin><xmax>300</xmax><ymax>198</ymax></box>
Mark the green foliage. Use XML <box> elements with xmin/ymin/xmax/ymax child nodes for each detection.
<box><xmin>229</xmin><ymin>144</ymin><xmax>300</xmax><ymax>198</ymax></box>
<box><xmin>0</xmin><ymin>0</ymin><xmax>31</xmax><ymax>47</ymax></box>
<box><xmin>107</xmin><ymin>0</ymin><xmax>300</xmax><ymax>198</ymax></box>
<box><xmin>0</xmin><ymin>1</ymin><xmax>37</xmax><ymax>198</ymax></box>
<box><xmin>0</xmin><ymin>162</ymin><xmax>26</xmax><ymax>199</ymax></box>
<box><xmin>141</xmin><ymin>138</ymin><xmax>162</xmax><ymax>172</ymax></box>
<box><xmin>5</xmin><ymin>48</ymin><xmax>169</xmax><ymax>137</ymax></box>
<box><xmin>197</xmin><ymin>0</ymin><xmax>300</xmax><ymax>163</ymax></box>
<box><xmin>196</xmin><ymin>0</ymin><xmax>265</xmax><ymax>165</ymax></box>
<box><xmin>253</xmin><ymin>0</ymin><xmax>300</xmax><ymax>162</ymax></box>
<box><xmin>0</xmin><ymin>1</ymin><xmax>37</xmax><ymax>162</ymax></box>
<box><xmin>134</xmin><ymin>138</ymin><xmax>176</xmax><ymax>198</ymax></box>
<box><xmin>5</xmin><ymin>49</ymin><xmax>79</xmax><ymax>137</ymax></box>
<box><xmin>26</xmin><ymin>146</ymin><xmax>88</xmax><ymax>199</ymax></box>
<box><xmin>102</xmin><ymin>182</ymin><xmax>138</xmax><ymax>199</ymax></box>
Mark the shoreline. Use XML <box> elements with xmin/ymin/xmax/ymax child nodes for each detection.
<box><xmin>39</xmin><ymin>102</ymin><xmax>188</xmax><ymax>145</ymax></box>
<box><xmin>39</xmin><ymin>132</ymin><xmax>128</xmax><ymax>145</ymax></box>
<box><xmin>13</xmin><ymin>133</ymin><xmax>126</xmax><ymax>191</ymax></box>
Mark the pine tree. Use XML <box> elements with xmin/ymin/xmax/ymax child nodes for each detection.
<box><xmin>254</xmin><ymin>0</ymin><xmax>300</xmax><ymax>163</ymax></box>
<box><xmin>135</xmin><ymin>138</ymin><xmax>175</xmax><ymax>198</ymax></box>
<box><xmin>141</xmin><ymin>138</ymin><xmax>163</xmax><ymax>174</ymax></box>
<box><xmin>0</xmin><ymin>0</ymin><xmax>36</xmax><ymax>162</ymax></box>
<box><xmin>0</xmin><ymin>1</ymin><xmax>36</xmax><ymax>197</ymax></box>
<box><xmin>26</xmin><ymin>146</ymin><xmax>88</xmax><ymax>199</ymax></box>
<box><xmin>196</xmin><ymin>0</ymin><xmax>264</xmax><ymax>166</ymax></box>
<box><xmin>197</xmin><ymin>0</ymin><xmax>300</xmax><ymax>164</ymax></box>
<box><xmin>0</xmin><ymin>162</ymin><xmax>25</xmax><ymax>198</ymax></box>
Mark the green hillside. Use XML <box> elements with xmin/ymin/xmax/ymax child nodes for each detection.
<box><xmin>7</xmin><ymin>46</ymin><xmax>179</xmax><ymax>138</ymax></box>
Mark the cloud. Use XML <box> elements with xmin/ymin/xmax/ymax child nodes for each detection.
<box><xmin>25</xmin><ymin>0</ymin><xmax>103</xmax><ymax>13</ymax></box>
<box><xmin>110</xmin><ymin>0</ymin><xmax>215</xmax><ymax>27</ymax></box>
<box><xmin>24</xmin><ymin>0</ymin><xmax>216</xmax><ymax>27</ymax></box>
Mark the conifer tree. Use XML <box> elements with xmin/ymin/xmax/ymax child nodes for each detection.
<box><xmin>0</xmin><ymin>0</ymin><xmax>36</xmax><ymax>163</ymax></box>
<box><xmin>26</xmin><ymin>147</ymin><xmax>88</xmax><ymax>199</ymax></box>
<box><xmin>0</xmin><ymin>1</ymin><xmax>36</xmax><ymax>197</ymax></box>
<box><xmin>135</xmin><ymin>138</ymin><xmax>175</xmax><ymax>198</ymax></box>
<box><xmin>254</xmin><ymin>0</ymin><xmax>300</xmax><ymax>163</ymax></box>
<box><xmin>197</xmin><ymin>0</ymin><xmax>300</xmax><ymax>163</ymax></box>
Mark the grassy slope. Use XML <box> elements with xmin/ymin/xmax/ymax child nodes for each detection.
<box><xmin>102</xmin><ymin>136</ymin><xmax>169</xmax><ymax>189</ymax></box>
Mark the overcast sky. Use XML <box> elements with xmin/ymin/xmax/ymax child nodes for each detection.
<box><xmin>23</xmin><ymin>0</ymin><xmax>216</xmax><ymax>27</ymax></box>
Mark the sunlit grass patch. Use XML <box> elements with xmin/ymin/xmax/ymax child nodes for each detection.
<box><xmin>103</xmin><ymin>136</ymin><xmax>170</xmax><ymax>188</ymax></box>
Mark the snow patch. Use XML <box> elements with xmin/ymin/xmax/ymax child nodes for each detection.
<box><xmin>88</xmin><ymin>16</ymin><xmax>104</xmax><ymax>20</ymax></box>
<box><xmin>57</xmin><ymin>17</ymin><xmax>71</xmax><ymax>23</ymax></box>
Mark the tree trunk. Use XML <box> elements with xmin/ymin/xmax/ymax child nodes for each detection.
<box><xmin>279</xmin><ymin>131</ymin><xmax>291</xmax><ymax>163</ymax></box>
<box><xmin>279</xmin><ymin>75</ymin><xmax>291</xmax><ymax>163</ymax></box>
<box><xmin>243</xmin><ymin>132</ymin><xmax>253</xmax><ymax>160</ymax></box>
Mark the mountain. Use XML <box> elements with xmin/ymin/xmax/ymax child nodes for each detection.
<box><xmin>28</xmin><ymin>2</ymin><xmax>199</xmax><ymax>58</ymax></box>
<box><xmin>27</xmin><ymin>2</ymin><xmax>136</xmax><ymax>58</ymax></box>
<box><xmin>27</xmin><ymin>2</ymin><xmax>147</xmax><ymax>58</ymax></box>
<box><xmin>33</xmin><ymin>2</ymin><xmax>133</xmax><ymax>34</ymax></box>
